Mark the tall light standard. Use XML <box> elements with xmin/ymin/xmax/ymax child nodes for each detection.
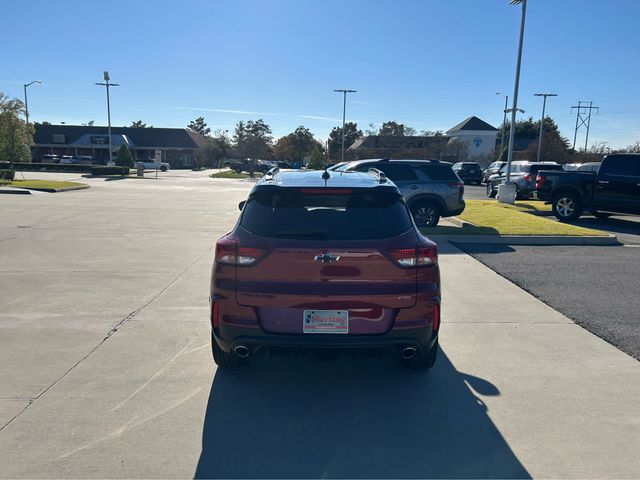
<box><xmin>23</xmin><ymin>81</ymin><xmax>42</xmax><ymax>125</ymax></box>
<box><xmin>496</xmin><ymin>92</ymin><xmax>509</xmax><ymax>159</ymax></box>
<box><xmin>95</xmin><ymin>71</ymin><xmax>119</xmax><ymax>164</ymax></box>
<box><xmin>333</xmin><ymin>89</ymin><xmax>357</xmax><ymax>163</ymax></box>
<box><xmin>534</xmin><ymin>93</ymin><xmax>558</xmax><ymax>163</ymax></box>
<box><xmin>499</xmin><ymin>0</ymin><xmax>528</xmax><ymax>204</ymax></box>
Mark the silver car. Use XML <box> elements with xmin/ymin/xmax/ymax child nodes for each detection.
<box><xmin>332</xmin><ymin>159</ymin><xmax>465</xmax><ymax>227</ymax></box>
<box><xmin>486</xmin><ymin>161</ymin><xmax>563</xmax><ymax>199</ymax></box>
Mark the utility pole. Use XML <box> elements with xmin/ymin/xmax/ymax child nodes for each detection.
<box><xmin>499</xmin><ymin>0</ymin><xmax>527</xmax><ymax>204</ymax></box>
<box><xmin>333</xmin><ymin>89</ymin><xmax>356</xmax><ymax>163</ymax></box>
<box><xmin>23</xmin><ymin>81</ymin><xmax>42</xmax><ymax>125</ymax></box>
<box><xmin>571</xmin><ymin>101</ymin><xmax>599</xmax><ymax>151</ymax></box>
<box><xmin>95</xmin><ymin>71</ymin><xmax>119</xmax><ymax>166</ymax></box>
<box><xmin>496</xmin><ymin>92</ymin><xmax>509</xmax><ymax>159</ymax></box>
<box><xmin>534</xmin><ymin>93</ymin><xmax>557</xmax><ymax>163</ymax></box>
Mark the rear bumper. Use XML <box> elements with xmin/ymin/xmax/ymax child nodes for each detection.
<box><xmin>213</xmin><ymin>324</ymin><xmax>438</xmax><ymax>356</ymax></box>
<box><xmin>458</xmin><ymin>174</ymin><xmax>483</xmax><ymax>182</ymax></box>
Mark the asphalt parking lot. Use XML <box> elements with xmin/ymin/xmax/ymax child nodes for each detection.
<box><xmin>1</xmin><ymin>172</ymin><xmax>639</xmax><ymax>478</ymax></box>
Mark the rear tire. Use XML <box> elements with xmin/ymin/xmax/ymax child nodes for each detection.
<box><xmin>552</xmin><ymin>192</ymin><xmax>583</xmax><ymax>222</ymax></box>
<box><xmin>211</xmin><ymin>334</ymin><xmax>245</xmax><ymax>368</ymax></box>
<box><xmin>160</xmin><ymin>166</ymin><xmax>167</xmax><ymax>172</ymax></box>
<box><xmin>410</xmin><ymin>201</ymin><xmax>441</xmax><ymax>228</ymax></box>
<box><xmin>486</xmin><ymin>182</ymin><xmax>497</xmax><ymax>198</ymax></box>
<box><xmin>403</xmin><ymin>340</ymin><xmax>438</xmax><ymax>370</ymax></box>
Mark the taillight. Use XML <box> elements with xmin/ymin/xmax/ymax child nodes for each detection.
<box><xmin>211</xmin><ymin>301</ymin><xmax>219</xmax><ymax>329</ymax></box>
<box><xmin>390</xmin><ymin>246</ymin><xmax>437</xmax><ymax>267</ymax></box>
<box><xmin>433</xmin><ymin>304</ymin><xmax>440</xmax><ymax>331</ymax></box>
<box><xmin>523</xmin><ymin>174</ymin><xmax>531</xmax><ymax>182</ymax></box>
<box><xmin>535</xmin><ymin>175</ymin><xmax>545</xmax><ymax>190</ymax></box>
<box><xmin>215</xmin><ymin>238</ymin><xmax>266</xmax><ymax>266</ymax></box>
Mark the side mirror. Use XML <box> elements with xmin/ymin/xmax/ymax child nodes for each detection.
<box><xmin>238</xmin><ymin>200</ymin><xmax>246</xmax><ymax>211</ymax></box>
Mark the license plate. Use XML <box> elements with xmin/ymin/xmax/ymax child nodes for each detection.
<box><xmin>303</xmin><ymin>310</ymin><xmax>348</xmax><ymax>334</ymax></box>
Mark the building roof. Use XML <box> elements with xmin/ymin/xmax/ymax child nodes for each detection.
<box><xmin>33</xmin><ymin>124</ymin><xmax>208</xmax><ymax>149</ymax></box>
<box><xmin>446</xmin><ymin>116</ymin><xmax>498</xmax><ymax>133</ymax></box>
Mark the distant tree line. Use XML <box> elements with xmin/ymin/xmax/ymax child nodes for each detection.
<box><xmin>1</xmin><ymin>88</ymin><xmax>637</xmax><ymax>168</ymax></box>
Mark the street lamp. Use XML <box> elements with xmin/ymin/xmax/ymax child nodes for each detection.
<box><xmin>499</xmin><ymin>0</ymin><xmax>528</xmax><ymax>204</ymax></box>
<box><xmin>333</xmin><ymin>89</ymin><xmax>357</xmax><ymax>163</ymax></box>
<box><xmin>95</xmin><ymin>71</ymin><xmax>119</xmax><ymax>165</ymax></box>
<box><xmin>23</xmin><ymin>80</ymin><xmax>42</xmax><ymax>125</ymax></box>
<box><xmin>533</xmin><ymin>93</ymin><xmax>558</xmax><ymax>163</ymax></box>
<box><xmin>496</xmin><ymin>92</ymin><xmax>509</xmax><ymax>159</ymax></box>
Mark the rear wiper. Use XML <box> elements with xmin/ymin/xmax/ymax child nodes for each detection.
<box><xmin>272</xmin><ymin>231</ymin><xmax>328</xmax><ymax>240</ymax></box>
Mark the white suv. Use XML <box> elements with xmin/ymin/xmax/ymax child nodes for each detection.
<box><xmin>136</xmin><ymin>160</ymin><xmax>170</xmax><ymax>171</ymax></box>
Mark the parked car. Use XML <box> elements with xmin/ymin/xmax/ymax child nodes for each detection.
<box><xmin>483</xmin><ymin>161</ymin><xmax>506</xmax><ymax>183</ymax></box>
<box><xmin>536</xmin><ymin>153</ymin><xmax>640</xmax><ymax>221</ymax></box>
<box><xmin>486</xmin><ymin>161</ymin><xmax>563</xmax><ymax>199</ymax></box>
<box><xmin>71</xmin><ymin>155</ymin><xmax>94</xmax><ymax>165</ymax></box>
<box><xmin>41</xmin><ymin>154</ymin><xmax>59</xmax><ymax>163</ymax></box>
<box><xmin>58</xmin><ymin>155</ymin><xmax>75</xmax><ymax>164</ymax></box>
<box><xmin>331</xmin><ymin>159</ymin><xmax>464</xmax><ymax>227</ymax></box>
<box><xmin>226</xmin><ymin>159</ymin><xmax>281</xmax><ymax>174</ymax></box>
<box><xmin>210</xmin><ymin>168</ymin><xmax>441</xmax><ymax>369</ymax></box>
<box><xmin>562</xmin><ymin>162</ymin><xmax>601</xmax><ymax>173</ymax></box>
<box><xmin>452</xmin><ymin>162</ymin><xmax>483</xmax><ymax>184</ymax></box>
<box><xmin>136</xmin><ymin>160</ymin><xmax>169</xmax><ymax>171</ymax></box>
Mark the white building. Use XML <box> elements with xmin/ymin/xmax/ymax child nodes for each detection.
<box><xmin>445</xmin><ymin>116</ymin><xmax>498</xmax><ymax>161</ymax></box>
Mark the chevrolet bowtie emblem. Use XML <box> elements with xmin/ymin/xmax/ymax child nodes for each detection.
<box><xmin>314</xmin><ymin>253</ymin><xmax>340</xmax><ymax>264</ymax></box>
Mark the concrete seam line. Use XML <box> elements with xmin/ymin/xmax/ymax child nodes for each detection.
<box><xmin>0</xmin><ymin>245</ymin><xmax>214</xmax><ymax>433</ymax></box>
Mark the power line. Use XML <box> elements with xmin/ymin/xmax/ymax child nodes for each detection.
<box><xmin>571</xmin><ymin>101</ymin><xmax>599</xmax><ymax>151</ymax></box>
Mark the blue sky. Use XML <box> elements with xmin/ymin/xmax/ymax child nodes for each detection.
<box><xmin>2</xmin><ymin>0</ymin><xmax>639</xmax><ymax>147</ymax></box>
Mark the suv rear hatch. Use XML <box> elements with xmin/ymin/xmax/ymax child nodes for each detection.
<box><xmin>230</xmin><ymin>187</ymin><xmax>432</xmax><ymax>335</ymax></box>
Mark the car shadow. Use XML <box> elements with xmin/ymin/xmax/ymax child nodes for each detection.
<box><xmin>194</xmin><ymin>350</ymin><xmax>529</xmax><ymax>479</ymax></box>
<box><xmin>572</xmin><ymin>216</ymin><xmax>640</xmax><ymax>237</ymax></box>
<box><xmin>453</xmin><ymin>244</ymin><xmax>517</xmax><ymax>255</ymax></box>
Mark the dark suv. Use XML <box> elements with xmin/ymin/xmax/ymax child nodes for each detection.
<box><xmin>331</xmin><ymin>159</ymin><xmax>465</xmax><ymax>227</ymax></box>
<box><xmin>210</xmin><ymin>168</ymin><xmax>441</xmax><ymax>369</ymax></box>
<box><xmin>452</xmin><ymin>162</ymin><xmax>483</xmax><ymax>184</ymax></box>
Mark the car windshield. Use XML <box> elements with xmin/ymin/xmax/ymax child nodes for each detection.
<box><xmin>240</xmin><ymin>189</ymin><xmax>412</xmax><ymax>240</ymax></box>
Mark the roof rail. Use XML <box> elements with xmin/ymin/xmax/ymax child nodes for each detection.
<box><xmin>368</xmin><ymin>167</ymin><xmax>387</xmax><ymax>183</ymax></box>
<box><xmin>264</xmin><ymin>166</ymin><xmax>279</xmax><ymax>181</ymax></box>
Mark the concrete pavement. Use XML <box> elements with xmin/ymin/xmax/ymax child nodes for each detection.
<box><xmin>0</xmin><ymin>173</ymin><xmax>639</xmax><ymax>478</ymax></box>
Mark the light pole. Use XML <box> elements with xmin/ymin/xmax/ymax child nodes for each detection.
<box><xmin>334</xmin><ymin>89</ymin><xmax>356</xmax><ymax>163</ymax></box>
<box><xmin>23</xmin><ymin>81</ymin><xmax>42</xmax><ymax>125</ymax></box>
<box><xmin>496</xmin><ymin>92</ymin><xmax>509</xmax><ymax>159</ymax></box>
<box><xmin>499</xmin><ymin>0</ymin><xmax>528</xmax><ymax>204</ymax></box>
<box><xmin>534</xmin><ymin>93</ymin><xmax>557</xmax><ymax>163</ymax></box>
<box><xmin>95</xmin><ymin>71</ymin><xmax>119</xmax><ymax>165</ymax></box>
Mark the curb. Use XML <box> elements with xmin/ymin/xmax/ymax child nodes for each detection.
<box><xmin>0</xmin><ymin>187</ymin><xmax>32</xmax><ymax>195</ymax></box>
<box><xmin>448</xmin><ymin>216</ymin><xmax>475</xmax><ymax>227</ymax></box>
<box><xmin>11</xmin><ymin>185</ymin><xmax>90</xmax><ymax>193</ymax></box>
<box><xmin>427</xmin><ymin>233</ymin><xmax>619</xmax><ymax>246</ymax></box>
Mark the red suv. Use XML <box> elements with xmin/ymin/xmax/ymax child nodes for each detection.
<box><xmin>210</xmin><ymin>168</ymin><xmax>441</xmax><ymax>369</ymax></box>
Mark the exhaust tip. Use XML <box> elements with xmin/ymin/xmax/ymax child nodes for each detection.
<box><xmin>401</xmin><ymin>347</ymin><xmax>417</xmax><ymax>360</ymax></box>
<box><xmin>233</xmin><ymin>345</ymin><xmax>250</xmax><ymax>358</ymax></box>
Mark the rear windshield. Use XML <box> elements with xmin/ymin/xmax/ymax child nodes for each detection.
<box><xmin>421</xmin><ymin>164</ymin><xmax>458</xmax><ymax>181</ymax></box>
<box><xmin>241</xmin><ymin>189</ymin><xmax>412</xmax><ymax>240</ymax></box>
<box><xmin>531</xmin><ymin>164</ymin><xmax>563</xmax><ymax>174</ymax></box>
